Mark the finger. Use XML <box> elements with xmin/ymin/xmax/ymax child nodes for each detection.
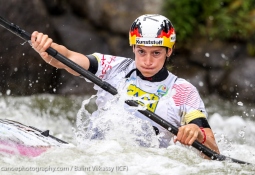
<box><xmin>31</xmin><ymin>31</ymin><xmax>38</xmax><ymax>43</ymax></box>
<box><xmin>176</xmin><ymin>128</ymin><xmax>184</xmax><ymax>142</ymax></box>
<box><xmin>178</xmin><ymin>128</ymin><xmax>193</xmax><ymax>145</ymax></box>
<box><xmin>40</xmin><ymin>52</ymin><xmax>49</xmax><ymax>60</ymax></box>
<box><xmin>188</xmin><ymin>131</ymin><xmax>198</xmax><ymax>145</ymax></box>
<box><xmin>176</xmin><ymin>127</ymin><xmax>189</xmax><ymax>144</ymax></box>
<box><xmin>174</xmin><ymin>136</ymin><xmax>177</xmax><ymax>143</ymax></box>
<box><xmin>186</xmin><ymin>130</ymin><xmax>198</xmax><ymax>145</ymax></box>
<box><xmin>182</xmin><ymin>131</ymin><xmax>192</xmax><ymax>145</ymax></box>
<box><xmin>40</xmin><ymin>38</ymin><xmax>52</xmax><ymax>53</ymax></box>
<box><xmin>31</xmin><ymin>32</ymin><xmax>42</xmax><ymax>50</ymax></box>
<box><xmin>36</xmin><ymin>34</ymin><xmax>48</xmax><ymax>51</ymax></box>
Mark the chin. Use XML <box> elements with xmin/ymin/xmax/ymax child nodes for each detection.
<box><xmin>138</xmin><ymin>67</ymin><xmax>156</xmax><ymax>77</ymax></box>
<box><xmin>141</xmin><ymin>72</ymin><xmax>154</xmax><ymax>77</ymax></box>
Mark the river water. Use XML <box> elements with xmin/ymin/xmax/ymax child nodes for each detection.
<box><xmin>0</xmin><ymin>94</ymin><xmax>254</xmax><ymax>175</ymax></box>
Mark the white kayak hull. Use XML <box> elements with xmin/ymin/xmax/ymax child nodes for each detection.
<box><xmin>0</xmin><ymin>119</ymin><xmax>70</xmax><ymax>157</ymax></box>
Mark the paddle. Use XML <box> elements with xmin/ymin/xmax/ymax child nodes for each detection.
<box><xmin>0</xmin><ymin>15</ymin><xmax>252</xmax><ymax>165</ymax></box>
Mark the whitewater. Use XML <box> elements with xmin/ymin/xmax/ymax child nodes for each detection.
<box><xmin>0</xmin><ymin>93</ymin><xmax>254</xmax><ymax>175</ymax></box>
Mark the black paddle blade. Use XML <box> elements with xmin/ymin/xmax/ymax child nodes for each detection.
<box><xmin>0</xmin><ymin>16</ymin><xmax>30</xmax><ymax>41</ymax></box>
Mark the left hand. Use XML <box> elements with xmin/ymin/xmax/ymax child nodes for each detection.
<box><xmin>174</xmin><ymin>124</ymin><xmax>204</xmax><ymax>146</ymax></box>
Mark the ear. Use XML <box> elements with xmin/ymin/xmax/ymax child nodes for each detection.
<box><xmin>133</xmin><ymin>45</ymin><xmax>135</xmax><ymax>53</ymax></box>
<box><xmin>167</xmin><ymin>48</ymin><xmax>173</xmax><ymax>57</ymax></box>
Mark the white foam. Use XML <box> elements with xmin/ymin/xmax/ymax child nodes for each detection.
<box><xmin>0</xmin><ymin>94</ymin><xmax>254</xmax><ymax>174</ymax></box>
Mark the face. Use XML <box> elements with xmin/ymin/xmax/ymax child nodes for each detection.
<box><xmin>133</xmin><ymin>45</ymin><xmax>172</xmax><ymax>77</ymax></box>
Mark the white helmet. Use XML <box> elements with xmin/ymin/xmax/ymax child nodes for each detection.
<box><xmin>129</xmin><ymin>14</ymin><xmax>176</xmax><ymax>49</ymax></box>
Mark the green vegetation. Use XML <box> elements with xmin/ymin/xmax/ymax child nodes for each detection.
<box><xmin>163</xmin><ymin>0</ymin><xmax>255</xmax><ymax>55</ymax></box>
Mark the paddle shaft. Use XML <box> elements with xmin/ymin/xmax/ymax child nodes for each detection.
<box><xmin>0</xmin><ymin>15</ymin><xmax>251</xmax><ymax>165</ymax></box>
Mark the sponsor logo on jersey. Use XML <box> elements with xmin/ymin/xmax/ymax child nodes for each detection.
<box><xmin>126</xmin><ymin>76</ymin><xmax>136</xmax><ymax>82</ymax></box>
<box><xmin>157</xmin><ymin>85</ymin><xmax>168</xmax><ymax>97</ymax></box>
<box><xmin>127</xmin><ymin>84</ymin><xmax>159</xmax><ymax>112</ymax></box>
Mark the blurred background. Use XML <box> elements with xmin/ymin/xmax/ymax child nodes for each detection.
<box><xmin>0</xmin><ymin>0</ymin><xmax>254</xmax><ymax>105</ymax></box>
<box><xmin>1</xmin><ymin>1</ymin><xmax>255</xmax><ymax>172</ymax></box>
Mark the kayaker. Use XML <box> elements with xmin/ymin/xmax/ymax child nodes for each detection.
<box><xmin>31</xmin><ymin>14</ymin><xmax>220</xmax><ymax>157</ymax></box>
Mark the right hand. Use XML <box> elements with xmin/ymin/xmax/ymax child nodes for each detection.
<box><xmin>31</xmin><ymin>31</ymin><xmax>68</xmax><ymax>69</ymax></box>
<box><xmin>31</xmin><ymin>31</ymin><xmax>90</xmax><ymax>76</ymax></box>
<box><xmin>31</xmin><ymin>31</ymin><xmax>53</xmax><ymax>63</ymax></box>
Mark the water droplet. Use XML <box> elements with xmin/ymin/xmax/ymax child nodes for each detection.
<box><xmin>6</xmin><ymin>89</ymin><xmax>11</xmax><ymax>95</ymax></box>
<box><xmin>237</xmin><ymin>101</ymin><xmax>243</xmax><ymax>106</ymax></box>
<box><xmin>239</xmin><ymin>130</ymin><xmax>245</xmax><ymax>138</ymax></box>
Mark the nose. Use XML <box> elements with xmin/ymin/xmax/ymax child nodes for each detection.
<box><xmin>144</xmin><ymin>54</ymin><xmax>153</xmax><ymax>66</ymax></box>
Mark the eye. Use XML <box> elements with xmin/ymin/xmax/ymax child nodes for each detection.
<box><xmin>137</xmin><ymin>49</ymin><xmax>145</xmax><ymax>55</ymax></box>
<box><xmin>154</xmin><ymin>51</ymin><xmax>160</xmax><ymax>55</ymax></box>
<box><xmin>153</xmin><ymin>51</ymin><xmax>162</xmax><ymax>57</ymax></box>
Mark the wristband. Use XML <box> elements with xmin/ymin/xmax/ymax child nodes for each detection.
<box><xmin>200</xmin><ymin>127</ymin><xmax>206</xmax><ymax>144</ymax></box>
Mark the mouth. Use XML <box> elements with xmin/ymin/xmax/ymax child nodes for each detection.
<box><xmin>141</xmin><ymin>66</ymin><xmax>154</xmax><ymax>70</ymax></box>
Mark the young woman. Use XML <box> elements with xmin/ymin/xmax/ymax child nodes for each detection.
<box><xmin>31</xmin><ymin>14</ymin><xmax>219</xmax><ymax>156</ymax></box>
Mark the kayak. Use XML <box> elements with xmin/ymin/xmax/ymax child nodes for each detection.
<box><xmin>0</xmin><ymin>119</ymin><xmax>70</xmax><ymax>157</ymax></box>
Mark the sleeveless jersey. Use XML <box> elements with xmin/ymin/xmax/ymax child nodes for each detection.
<box><xmin>87</xmin><ymin>53</ymin><xmax>208</xmax><ymax>147</ymax></box>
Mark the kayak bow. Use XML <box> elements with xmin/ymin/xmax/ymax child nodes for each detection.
<box><xmin>0</xmin><ymin>119</ymin><xmax>69</xmax><ymax>157</ymax></box>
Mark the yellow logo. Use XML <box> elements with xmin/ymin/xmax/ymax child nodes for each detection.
<box><xmin>127</xmin><ymin>84</ymin><xmax>159</xmax><ymax>112</ymax></box>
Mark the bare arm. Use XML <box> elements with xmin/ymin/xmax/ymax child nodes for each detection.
<box><xmin>31</xmin><ymin>31</ymin><xmax>90</xmax><ymax>76</ymax></box>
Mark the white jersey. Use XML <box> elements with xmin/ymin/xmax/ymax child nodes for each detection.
<box><xmin>88</xmin><ymin>53</ymin><xmax>208</xmax><ymax>147</ymax></box>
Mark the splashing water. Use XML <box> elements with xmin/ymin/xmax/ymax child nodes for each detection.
<box><xmin>74</xmin><ymin>93</ymin><xmax>159</xmax><ymax>149</ymax></box>
<box><xmin>0</xmin><ymin>95</ymin><xmax>255</xmax><ymax>175</ymax></box>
